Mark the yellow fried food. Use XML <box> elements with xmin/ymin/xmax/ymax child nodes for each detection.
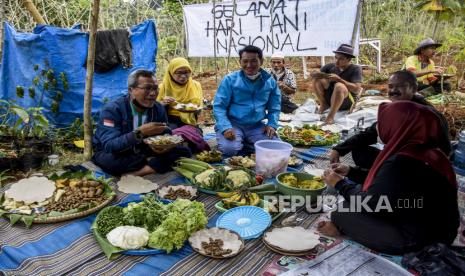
<box><xmin>282</xmin><ymin>174</ymin><xmax>324</xmax><ymax>190</ymax></box>
<box><xmin>281</xmin><ymin>174</ymin><xmax>298</xmax><ymax>186</ymax></box>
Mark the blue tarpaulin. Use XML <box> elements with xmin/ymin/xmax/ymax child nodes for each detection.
<box><xmin>0</xmin><ymin>20</ymin><xmax>157</xmax><ymax>127</ymax></box>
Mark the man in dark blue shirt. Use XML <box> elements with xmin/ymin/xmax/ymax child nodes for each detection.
<box><xmin>92</xmin><ymin>69</ymin><xmax>191</xmax><ymax>176</ymax></box>
<box><xmin>313</xmin><ymin>44</ymin><xmax>363</xmax><ymax>124</ymax></box>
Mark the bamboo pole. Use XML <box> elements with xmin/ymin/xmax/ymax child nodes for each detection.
<box><xmin>21</xmin><ymin>0</ymin><xmax>46</xmax><ymax>24</ymax></box>
<box><xmin>83</xmin><ymin>0</ymin><xmax>100</xmax><ymax>160</ymax></box>
<box><xmin>225</xmin><ymin>0</ymin><xmax>236</xmax><ymax>73</ymax></box>
<box><xmin>213</xmin><ymin>0</ymin><xmax>218</xmax><ymax>84</ymax></box>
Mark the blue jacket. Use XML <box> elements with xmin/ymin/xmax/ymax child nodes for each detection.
<box><xmin>213</xmin><ymin>69</ymin><xmax>281</xmax><ymax>133</ymax></box>
<box><xmin>93</xmin><ymin>95</ymin><xmax>169</xmax><ymax>154</ymax></box>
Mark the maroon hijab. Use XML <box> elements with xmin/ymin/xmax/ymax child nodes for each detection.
<box><xmin>362</xmin><ymin>101</ymin><xmax>456</xmax><ymax>191</ymax></box>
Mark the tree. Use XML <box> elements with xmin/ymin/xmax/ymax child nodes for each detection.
<box><xmin>415</xmin><ymin>0</ymin><xmax>464</xmax><ymax>39</ymax></box>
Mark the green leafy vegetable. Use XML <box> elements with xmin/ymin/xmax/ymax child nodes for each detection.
<box><xmin>96</xmin><ymin>206</ymin><xmax>125</xmax><ymax>236</ymax></box>
<box><xmin>122</xmin><ymin>194</ymin><xmax>167</xmax><ymax>232</ymax></box>
<box><xmin>148</xmin><ymin>199</ymin><xmax>208</xmax><ymax>253</ymax></box>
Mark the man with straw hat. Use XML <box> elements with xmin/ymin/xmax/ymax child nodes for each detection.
<box><xmin>312</xmin><ymin>44</ymin><xmax>363</xmax><ymax>124</ymax></box>
<box><xmin>265</xmin><ymin>51</ymin><xmax>298</xmax><ymax>114</ymax></box>
<box><xmin>403</xmin><ymin>38</ymin><xmax>450</xmax><ymax>94</ymax></box>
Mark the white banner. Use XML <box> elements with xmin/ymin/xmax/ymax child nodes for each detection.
<box><xmin>183</xmin><ymin>0</ymin><xmax>360</xmax><ymax>57</ymax></box>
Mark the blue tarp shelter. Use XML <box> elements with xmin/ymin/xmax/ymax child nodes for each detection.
<box><xmin>0</xmin><ymin>20</ymin><xmax>157</xmax><ymax>127</ymax></box>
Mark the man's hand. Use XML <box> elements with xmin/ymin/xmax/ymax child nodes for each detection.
<box><xmin>139</xmin><ymin>122</ymin><xmax>168</xmax><ymax>137</ymax></box>
<box><xmin>328</xmin><ymin>150</ymin><xmax>340</xmax><ymax>164</ymax></box>
<box><xmin>323</xmin><ymin>169</ymin><xmax>344</xmax><ymax>188</ymax></box>
<box><xmin>330</xmin><ymin>163</ymin><xmax>350</xmax><ymax>176</ymax></box>
<box><xmin>263</xmin><ymin>125</ymin><xmax>276</xmax><ymax>138</ymax></box>
<box><xmin>434</xmin><ymin>67</ymin><xmax>444</xmax><ymax>75</ymax></box>
<box><xmin>277</xmin><ymin>81</ymin><xmax>285</xmax><ymax>90</ymax></box>
<box><xmin>223</xmin><ymin>128</ymin><xmax>236</xmax><ymax>141</ymax></box>
<box><xmin>328</xmin><ymin>74</ymin><xmax>343</xmax><ymax>83</ymax></box>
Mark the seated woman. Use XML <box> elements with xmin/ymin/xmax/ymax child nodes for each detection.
<box><xmin>158</xmin><ymin>58</ymin><xmax>209</xmax><ymax>153</ymax></box>
<box><xmin>320</xmin><ymin>101</ymin><xmax>459</xmax><ymax>255</ymax></box>
<box><xmin>158</xmin><ymin>57</ymin><xmax>203</xmax><ymax>129</ymax></box>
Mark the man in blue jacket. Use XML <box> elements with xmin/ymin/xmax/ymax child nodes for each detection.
<box><xmin>92</xmin><ymin>69</ymin><xmax>191</xmax><ymax>176</ymax></box>
<box><xmin>213</xmin><ymin>45</ymin><xmax>281</xmax><ymax>157</ymax></box>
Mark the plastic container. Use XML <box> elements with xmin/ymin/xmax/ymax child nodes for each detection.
<box><xmin>254</xmin><ymin>140</ymin><xmax>293</xmax><ymax>178</ymax></box>
<box><xmin>48</xmin><ymin>154</ymin><xmax>59</xmax><ymax>166</ymax></box>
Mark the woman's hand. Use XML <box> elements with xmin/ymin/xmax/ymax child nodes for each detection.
<box><xmin>328</xmin><ymin>150</ymin><xmax>340</xmax><ymax>164</ymax></box>
<box><xmin>323</xmin><ymin>169</ymin><xmax>345</xmax><ymax>188</ymax></box>
<box><xmin>162</xmin><ymin>97</ymin><xmax>176</xmax><ymax>105</ymax></box>
<box><xmin>330</xmin><ymin>163</ymin><xmax>350</xmax><ymax>176</ymax></box>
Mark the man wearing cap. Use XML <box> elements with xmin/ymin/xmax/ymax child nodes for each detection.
<box><xmin>213</xmin><ymin>45</ymin><xmax>281</xmax><ymax>157</ymax></box>
<box><xmin>313</xmin><ymin>44</ymin><xmax>362</xmax><ymax>124</ymax></box>
<box><xmin>265</xmin><ymin>52</ymin><xmax>298</xmax><ymax>114</ymax></box>
<box><xmin>403</xmin><ymin>38</ymin><xmax>450</xmax><ymax>94</ymax></box>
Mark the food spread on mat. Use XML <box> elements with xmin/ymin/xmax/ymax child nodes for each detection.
<box><xmin>226</xmin><ymin>155</ymin><xmax>256</xmax><ymax>169</ymax></box>
<box><xmin>201</xmin><ymin>238</ymin><xmax>232</xmax><ymax>257</ymax></box>
<box><xmin>189</xmin><ymin>228</ymin><xmax>243</xmax><ymax>258</ymax></box>
<box><xmin>278</xmin><ymin>124</ymin><xmax>340</xmax><ymax>146</ymax></box>
<box><xmin>117</xmin><ymin>175</ymin><xmax>159</xmax><ymax>194</ymax></box>
<box><xmin>157</xmin><ymin>185</ymin><xmax>197</xmax><ymax>200</ymax></box>
<box><xmin>174</xmin><ymin>103</ymin><xmax>201</xmax><ymax>111</ymax></box>
<box><xmin>196</xmin><ymin>150</ymin><xmax>223</xmax><ymax>163</ymax></box>
<box><xmin>217</xmin><ymin>190</ymin><xmax>260</xmax><ymax>209</ymax></box>
<box><xmin>280</xmin><ymin>173</ymin><xmax>325</xmax><ymax>190</ymax></box>
<box><xmin>173</xmin><ymin>158</ymin><xmax>258</xmax><ymax>191</ymax></box>
<box><xmin>94</xmin><ymin>194</ymin><xmax>208</xmax><ymax>253</ymax></box>
<box><xmin>287</xmin><ymin>156</ymin><xmax>303</xmax><ymax>167</ymax></box>
<box><xmin>1</xmin><ymin>172</ymin><xmax>114</xmax><ymax>227</ymax></box>
<box><xmin>264</xmin><ymin>226</ymin><xmax>320</xmax><ymax>251</ymax></box>
<box><xmin>144</xmin><ymin>134</ymin><xmax>183</xmax><ymax>145</ymax></box>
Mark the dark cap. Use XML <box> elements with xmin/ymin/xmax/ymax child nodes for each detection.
<box><xmin>333</xmin><ymin>44</ymin><xmax>355</xmax><ymax>58</ymax></box>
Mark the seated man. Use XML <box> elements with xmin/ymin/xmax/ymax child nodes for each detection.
<box><xmin>313</xmin><ymin>44</ymin><xmax>362</xmax><ymax>124</ymax></box>
<box><xmin>403</xmin><ymin>38</ymin><xmax>450</xmax><ymax>95</ymax></box>
<box><xmin>329</xmin><ymin>70</ymin><xmax>451</xmax><ymax>176</ymax></box>
<box><xmin>265</xmin><ymin>51</ymin><xmax>298</xmax><ymax>114</ymax></box>
<box><xmin>213</xmin><ymin>45</ymin><xmax>281</xmax><ymax>157</ymax></box>
<box><xmin>92</xmin><ymin>69</ymin><xmax>191</xmax><ymax>176</ymax></box>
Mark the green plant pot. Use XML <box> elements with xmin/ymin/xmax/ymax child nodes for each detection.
<box><xmin>276</xmin><ymin>172</ymin><xmax>326</xmax><ymax>203</ymax></box>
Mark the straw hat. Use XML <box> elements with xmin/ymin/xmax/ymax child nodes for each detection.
<box><xmin>414</xmin><ymin>38</ymin><xmax>442</xmax><ymax>55</ymax></box>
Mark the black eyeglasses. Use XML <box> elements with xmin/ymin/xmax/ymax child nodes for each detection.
<box><xmin>135</xmin><ymin>86</ymin><xmax>158</xmax><ymax>93</ymax></box>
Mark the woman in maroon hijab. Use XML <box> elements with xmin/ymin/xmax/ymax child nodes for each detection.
<box><xmin>320</xmin><ymin>101</ymin><xmax>459</xmax><ymax>254</ymax></box>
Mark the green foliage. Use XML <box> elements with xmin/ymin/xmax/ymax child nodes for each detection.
<box><xmin>0</xmin><ymin>100</ymin><xmax>48</xmax><ymax>139</ymax></box>
<box><xmin>0</xmin><ymin>170</ymin><xmax>14</xmax><ymax>188</ymax></box>
<box><xmin>29</xmin><ymin>62</ymin><xmax>69</xmax><ymax>113</ymax></box>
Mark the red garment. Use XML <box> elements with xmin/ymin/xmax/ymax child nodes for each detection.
<box><xmin>362</xmin><ymin>101</ymin><xmax>456</xmax><ymax>191</ymax></box>
<box><xmin>172</xmin><ymin>125</ymin><xmax>210</xmax><ymax>152</ymax></box>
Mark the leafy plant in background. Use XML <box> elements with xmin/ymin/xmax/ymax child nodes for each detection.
<box><xmin>415</xmin><ymin>0</ymin><xmax>464</xmax><ymax>39</ymax></box>
<box><xmin>0</xmin><ymin>170</ymin><xmax>14</xmax><ymax>188</ymax></box>
<box><xmin>0</xmin><ymin>100</ymin><xmax>49</xmax><ymax>140</ymax></box>
<box><xmin>16</xmin><ymin>61</ymin><xmax>70</xmax><ymax>114</ymax></box>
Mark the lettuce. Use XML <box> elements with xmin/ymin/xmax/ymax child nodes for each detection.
<box><xmin>148</xmin><ymin>199</ymin><xmax>208</xmax><ymax>252</ymax></box>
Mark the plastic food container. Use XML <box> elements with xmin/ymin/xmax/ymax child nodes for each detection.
<box><xmin>254</xmin><ymin>140</ymin><xmax>293</xmax><ymax>178</ymax></box>
<box><xmin>47</xmin><ymin>154</ymin><xmax>59</xmax><ymax>166</ymax></box>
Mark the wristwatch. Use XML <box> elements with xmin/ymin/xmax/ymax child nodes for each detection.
<box><xmin>133</xmin><ymin>128</ymin><xmax>144</xmax><ymax>140</ymax></box>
